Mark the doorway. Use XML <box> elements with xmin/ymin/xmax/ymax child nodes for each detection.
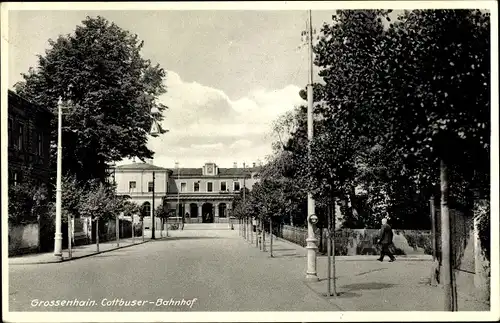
<box><xmin>202</xmin><ymin>203</ymin><xmax>214</xmax><ymax>223</ymax></box>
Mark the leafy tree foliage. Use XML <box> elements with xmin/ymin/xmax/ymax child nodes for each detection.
<box><xmin>79</xmin><ymin>180</ymin><xmax>124</xmax><ymax>221</ymax></box>
<box><xmin>247</xmin><ymin>10</ymin><xmax>490</xmax><ymax>234</ymax></box>
<box><xmin>15</xmin><ymin>16</ymin><xmax>168</xmax><ymax>184</ymax></box>
<box><xmin>8</xmin><ymin>174</ymin><xmax>50</xmax><ymax>224</ymax></box>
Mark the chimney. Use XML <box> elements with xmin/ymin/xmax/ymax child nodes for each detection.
<box><xmin>252</xmin><ymin>162</ymin><xmax>256</xmax><ymax>168</ymax></box>
<box><xmin>233</xmin><ymin>162</ymin><xmax>237</xmax><ymax>168</ymax></box>
<box><xmin>243</xmin><ymin>162</ymin><xmax>246</xmax><ymax>169</ymax></box>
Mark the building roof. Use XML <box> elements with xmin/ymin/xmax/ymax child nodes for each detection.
<box><xmin>115</xmin><ymin>163</ymin><xmax>170</xmax><ymax>171</ymax></box>
<box><xmin>115</xmin><ymin>162</ymin><xmax>263</xmax><ymax>176</ymax></box>
<box><xmin>8</xmin><ymin>89</ymin><xmax>53</xmax><ymax>115</ymax></box>
<box><xmin>170</xmin><ymin>167</ymin><xmax>261</xmax><ymax>177</ymax></box>
<box><xmin>171</xmin><ymin>168</ymin><xmax>202</xmax><ymax>176</ymax></box>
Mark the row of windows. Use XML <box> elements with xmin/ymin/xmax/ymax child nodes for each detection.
<box><xmin>8</xmin><ymin>118</ymin><xmax>44</xmax><ymax>155</ymax></box>
<box><xmin>129</xmin><ymin>181</ymin><xmax>157</xmax><ymax>192</ymax></box>
<box><xmin>180</xmin><ymin>181</ymin><xmax>240</xmax><ymax>193</ymax></box>
<box><xmin>128</xmin><ymin>181</ymin><xmax>242</xmax><ymax>192</ymax></box>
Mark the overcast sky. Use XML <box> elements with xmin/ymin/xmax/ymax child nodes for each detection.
<box><xmin>8</xmin><ymin>9</ymin><xmax>385</xmax><ymax>168</ymax></box>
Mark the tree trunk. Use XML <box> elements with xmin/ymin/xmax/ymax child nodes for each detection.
<box><xmin>270</xmin><ymin>218</ymin><xmax>273</xmax><ymax>257</ymax></box>
<box><xmin>68</xmin><ymin>215</ymin><xmax>72</xmax><ymax>259</ymax></box>
<box><xmin>440</xmin><ymin>158</ymin><xmax>455</xmax><ymax>311</ymax></box>
<box><xmin>430</xmin><ymin>195</ymin><xmax>440</xmax><ymax>286</ymax></box>
<box><xmin>96</xmin><ymin>217</ymin><xmax>100</xmax><ymax>252</ymax></box>
<box><xmin>327</xmin><ymin>202</ymin><xmax>332</xmax><ymax>296</ymax></box>
<box><xmin>262</xmin><ymin>219</ymin><xmax>266</xmax><ymax>252</ymax></box>
<box><xmin>116</xmin><ymin>216</ymin><xmax>120</xmax><ymax>247</ymax></box>
<box><xmin>430</xmin><ymin>196</ymin><xmax>436</xmax><ymax>261</ymax></box>
<box><xmin>331</xmin><ymin>194</ymin><xmax>337</xmax><ymax>297</ymax></box>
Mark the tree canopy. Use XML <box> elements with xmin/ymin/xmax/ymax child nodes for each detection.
<box><xmin>241</xmin><ymin>9</ymin><xmax>490</xmax><ymax>231</ymax></box>
<box><xmin>15</xmin><ymin>16</ymin><xmax>168</xmax><ymax>184</ymax></box>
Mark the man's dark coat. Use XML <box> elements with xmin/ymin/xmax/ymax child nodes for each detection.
<box><xmin>379</xmin><ymin>223</ymin><xmax>394</xmax><ymax>245</ymax></box>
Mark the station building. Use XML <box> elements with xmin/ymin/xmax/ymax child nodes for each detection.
<box><xmin>113</xmin><ymin>160</ymin><xmax>260</xmax><ymax>227</ymax></box>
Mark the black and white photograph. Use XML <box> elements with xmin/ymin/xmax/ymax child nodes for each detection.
<box><xmin>1</xmin><ymin>1</ymin><xmax>498</xmax><ymax>322</ymax></box>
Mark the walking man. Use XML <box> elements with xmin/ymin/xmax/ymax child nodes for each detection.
<box><xmin>252</xmin><ymin>216</ymin><xmax>257</xmax><ymax>232</ymax></box>
<box><xmin>377</xmin><ymin>218</ymin><xmax>396</xmax><ymax>262</ymax></box>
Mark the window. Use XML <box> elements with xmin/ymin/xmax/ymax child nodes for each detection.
<box><xmin>129</xmin><ymin>181</ymin><xmax>136</xmax><ymax>190</ymax></box>
<box><xmin>194</xmin><ymin>182</ymin><xmax>200</xmax><ymax>192</ymax></box>
<box><xmin>37</xmin><ymin>132</ymin><xmax>43</xmax><ymax>156</ymax></box>
<box><xmin>142</xmin><ymin>202</ymin><xmax>151</xmax><ymax>217</ymax></box>
<box><xmin>233</xmin><ymin>181</ymin><xmax>240</xmax><ymax>191</ymax></box>
<box><xmin>207</xmin><ymin>182</ymin><xmax>213</xmax><ymax>192</ymax></box>
<box><xmin>148</xmin><ymin>181</ymin><xmax>154</xmax><ymax>192</ymax></box>
<box><xmin>18</xmin><ymin>123</ymin><xmax>25</xmax><ymax>150</ymax></box>
<box><xmin>8</xmin><ymin>119</ymin><xmax>13</xmax><ymax>148</ymax></box>
<box><xmin>220</xmin><ymin>181</ymin><xmax>227</xmax><ymax>191</ymax></box>
<box><xmin>12</xmin><ymin>171</ymin><xmax>19</xmax><ymax>186</ymax></box>
<box><xmin>181</xmin><ymin>182</ymin><xmax>187</xmax><ymax>192</ymax></box>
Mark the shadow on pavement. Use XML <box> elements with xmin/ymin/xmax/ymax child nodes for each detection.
<box><xmin>355</xmin><ymin>268</ymin><xmax>387</xmax><ymax>276</ymax></box>
<box><xmin>93</xmin><ymin>254</ymin><xmax>123</xmax><ymax>258</ymax></box>
<box><xmin>272</xmin><ymin>253</ymin><xmax>306</xmax><ymax>258</ymax></box>
<box><xmin>153</xmin><ymin>236</ymin><xmax>223</xmax><ymax>241</ymax></box>
<box><xmin>341</xmin><ymin>282</ymin><xmax>395</xmax><ymax>291</ymax></box>
<box><xmin>320</xmin><ymin>291</ymin><xmax>362</xmax><ymax>299</ymax></box>
<box><xmin>271</xmin><ymin>248</ymin><xmax>297</xmax><ymax>252</ymax></box>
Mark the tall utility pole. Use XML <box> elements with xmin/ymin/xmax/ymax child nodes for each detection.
<box><xmin>243</xmin><ymin>163</ymin><xmax>248</xmax><ymax>241</ymax></box>
<box><xmin>440</xmin><ymin>159</ymin><xmax>455</xmax><ymax>310</ymax></box>
<box><xmin>305</xmin><ymin>9</ymin><xmax>319</xmax><ymax>281</ymax></box>
<box><xmin>152</xmin><ymin>171</ymin><xmax>156</xmax><ymax>239</ymax></box>
<box><xmin>176</xmin><ymin>162</ymin><xmax>181</xmax><ymax>227</ymax></box>
<box><xmin>54</xmin><ymin>98</ymin><xmax>64</xmax><ymax>259</ymax></box>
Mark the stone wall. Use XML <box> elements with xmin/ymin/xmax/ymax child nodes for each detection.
<box><xmin>9</xmin><ymin>223</ymin><xmax>39</xmax><ymax>256</ymax></box>
<box><xmin>279</xmin><ymin>225</ymin><xmax>432</xmax><ymax>256</ymax></box>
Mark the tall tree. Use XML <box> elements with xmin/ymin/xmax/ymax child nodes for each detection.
<box><xmin>370</xmin><ymin>9</ymin><xmax>490</xmax><ymax>310</ymax></box>
<box><xmin>15</xmin><ymin>16</ymin><xmax>168</xmax><ymax>184</ymax></box>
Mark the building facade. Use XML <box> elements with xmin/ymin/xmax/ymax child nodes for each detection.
<box><xmin>8</xmin><ymin>90</ymin><xmax>53</xmax><ymax>254</ymax></box>
<box><xmin>114</xmin><ymin>161</ymin><xmax>260</xmax><ymax>225</ymax></box>
<box><xmin>114</xmin><ymin>162</ymin><xmax>171</xmax><ymax>229</ymax></box>
<box><xmin>166</xmin><ymin>162</ymin><xmax>260</xmax><ymax>223</ymax></box>
<box><xmin>7</xmin><ymin>90</ymin><xmax>53</xmax><ymax>189</ymax></box>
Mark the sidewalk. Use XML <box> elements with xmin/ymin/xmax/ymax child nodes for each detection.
<box><xmin>9</xmin><ymin>230</ymin><xmax>169</xmax><ymax>265</ymax></box>
<box><xmin>240</xmin><ymin>230</ymin><xmax>489</xmax><ymax>311</ymax></box>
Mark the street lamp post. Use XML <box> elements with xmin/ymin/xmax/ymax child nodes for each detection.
<box><xmin>54</xmin><ymin>98</ymin><xmax>64</xmax><ymax>259</ymax></box>
<box><xmin>152</xmin><ymin>171</ymin><xmax>156</xmax><ymax>240</ymax></box>
<box><xmin>149</xmin><ymin>104</ymin><xmax>167</xmax><ymax>239</ymax></box>
<box><xmin>305</xmin><ymin>9</ymin><xmax>319</xmax><ymax>281</ymax></box>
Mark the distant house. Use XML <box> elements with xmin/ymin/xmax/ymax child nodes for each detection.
<box><xmin>113</xmin><ymin>162</ymin><xmax>171</xmax><ymax>229</ymax></box>
<box><xmin>7</xmin><ymin>90</ymin><xmax>53</xmax><ymax>189</ymax></box>
<box><xmin>112</xmin><ymin>161</ymin><xmax>260</xmax><ymax>226</ymax></box>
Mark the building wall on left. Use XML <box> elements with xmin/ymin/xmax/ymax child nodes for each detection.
<box><xmin>7</xmin><ymin>90</ymin><xmax>52</xmax><ymax>189</ymax></box>
<box><xmin>8</xmin><ymin>90</ymin><xmax>53</xmax><ymax>255</ymax></box>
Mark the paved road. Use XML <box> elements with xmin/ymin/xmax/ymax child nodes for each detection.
<box><xmin>9</xmin><ymin>228</ymin><xmax>336</xmax><ymax>312</ymax></box>
<box><xmin>9</xmin><ymin>226</ymin><xmax>488</xmax><ymax>312</ymax></box>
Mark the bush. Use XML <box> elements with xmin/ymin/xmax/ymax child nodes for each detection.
<box><xmin>476</xmin><ymin>199</ymin><xmax>490</xmax><ymax>261</ymax></box>
<box><xmin>168</xmin><ymin>223</ymin><xmax>179</xmax><ymax>230</ymax></box>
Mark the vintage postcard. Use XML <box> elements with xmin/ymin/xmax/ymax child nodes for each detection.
<box><xmin>1</xmin><ymin>1</ymin><xmax>498</xmax><ymax>322</ymax></box>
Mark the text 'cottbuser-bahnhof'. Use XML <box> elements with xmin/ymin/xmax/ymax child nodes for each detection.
<box><xmin>112</xmin><ymin>160</ymin><xmax>261</xmax><ymax>229</ymax></box>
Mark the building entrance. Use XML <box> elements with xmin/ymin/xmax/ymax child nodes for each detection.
<box><xmin>201</xmin><ymin>203</ymin><xmax>214</xmax><ymax>223</ymax></box>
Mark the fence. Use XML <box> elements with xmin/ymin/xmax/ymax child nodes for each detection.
<box><xmin>433</xmin><ymin>199</ymin><xmax>490</xmax><ymax>302</ymax></box>
<box><xmin>276</xmin><ymin>224</ymin><xmax>432</xmax><ymax>256</ymax></box>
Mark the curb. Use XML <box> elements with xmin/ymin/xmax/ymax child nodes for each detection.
<box><xmin>9</xmin><ymin>237</ymin><xmax>169</xmax><ymax>266</ymax></box>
